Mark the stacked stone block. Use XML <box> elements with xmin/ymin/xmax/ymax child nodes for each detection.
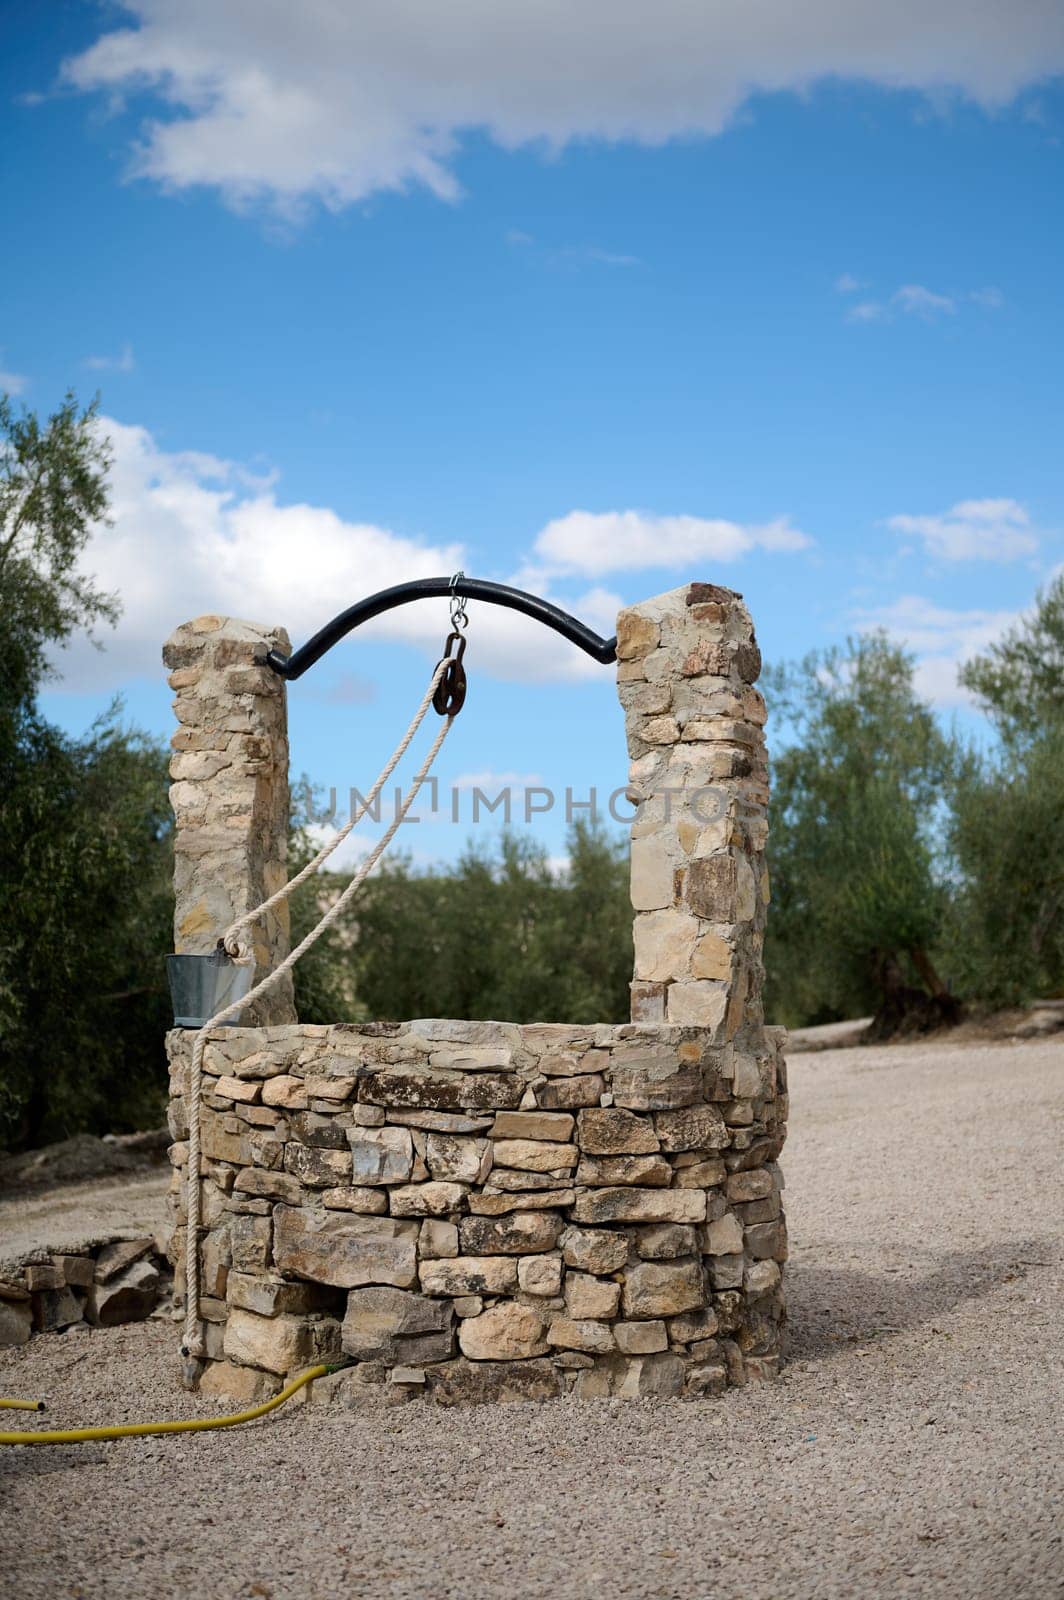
<box><xmin>164</xmin><ymin>584</ymin><xmax>788</xmax><ymax>1403</ymax></box>
<box><xmin>163</xmin><ymin>615</ymin><xmax>295</xmax><ymax>1024</ymax></box>
<box><xmin>617</xmin><ymin>583</ymin><xmax>770</xmax><ymax>1034</ymax></box>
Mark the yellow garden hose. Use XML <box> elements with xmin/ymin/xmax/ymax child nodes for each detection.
<box><xmin>0</xmin><ymin>1362</ymin><xmax>337</xmax><ymax>1445</ymax></box>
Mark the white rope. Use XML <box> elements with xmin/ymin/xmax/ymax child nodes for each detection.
<box><xmin>182</xmin><ymin>659</ymin><xmax>454</xmax><ymax>1356</ymax></box>
<box><xmin>220</xmin><ymin>659</ymin><xmax>449</xmax><ymax>958</ymax></box>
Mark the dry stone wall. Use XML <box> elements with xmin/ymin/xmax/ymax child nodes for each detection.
<box><xmin>165</xmin><ymin>584</ymin><xmax>788</xmax><ymax>1404</ymax></box>
<box><xmin>167</xmin><ymin>1017</ymin><xmax>786</xmax><ymax>1402</ymax></box>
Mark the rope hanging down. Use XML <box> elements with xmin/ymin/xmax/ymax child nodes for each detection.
<box><xmin>182</xmin><ymin>654</ymin><xmax>459</xmax><ymax>1358</ymax></box>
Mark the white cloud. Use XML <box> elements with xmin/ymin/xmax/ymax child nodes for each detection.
<box><xmin>86</xmin><ymin>342</ymin><xmax>136</xmax><ymax>373</ymax></box>
<box><xmin>892</xmin><ymin>283</ymin><xmax>956</xmax><ymax>318</ymax></box>
<box><xmin>852</xmin><ymin>593</ymin><xmax>1018</xmax><ymax>706</ymax></box>
<box><xmin>844</xmin><ymin>281</ymin><xmax>1004</xmax><ymax>325</ymax></box>
<box><xmin>834</xmin><ymin>272</ymin><xmax>862</xmax><ymax>294</ymax></box>
<box><xmin>0</xmin><ymin>353</ymin><xmax>28</xmax><ymax>395</ymax></box>
<box><xmin>49</xmin><ymin>418</ymin><xmax>808</xmax><ymax>696</ymax></box>
<box><xmin>846</xmin><ymin>300</ymin><xmax>886</xmax><ymax>323</ymax></box>
<box><xmin>60</xmin><ymin>1</ymin><xmax>1064</xmax><ymax>216</ymax></box>
<box><xmin>301</xmin><ymin>671</ymin><xmax>377</xmax><ymax>706</ymax></box>
<box><xmin>46</xmin><ymin>415</ymin><xmax>629</xmax><ymax>693</ymax></box>
<box><xmin>451</xmin><ymin>769</ymin><xmax>544</xmax><ymax>792</ymax></box>
<box><xmin>530</xmin><ymin>509</ymin><xmax>812</xmax><ymax>578</ymax></box>
<box><xmin>507</xmin><ymin>231</ymin><xmax>641</xmax><ymax>268</ymax></box>
<box><xmin>886</xmin><ymin>498</ymin><xmax>1039</xmax><ymax>562</ymax></box>
<box><xmin>549</xmin><ymin>245</ymin><xmax>642</xmax><ymax>269</ymax></box>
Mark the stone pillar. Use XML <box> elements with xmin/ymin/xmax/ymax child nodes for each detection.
<box><xmin>163</xmin><ymin>615</ymin><xmax>295</xmax><ymax>1025</ymax></box>
<box><xmin>617</xmin><ymin>583</ymin><xmax>769</xmax><ymax>1040</ymax></box>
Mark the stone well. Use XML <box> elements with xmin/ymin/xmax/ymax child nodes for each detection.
<box><xmin>165</xmin><ymin>584</ymin><xmax>788</xmax><ymax>1404</ymax></box>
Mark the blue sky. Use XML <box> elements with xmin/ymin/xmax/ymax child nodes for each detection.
<box><xmin>3</xmin><ymin>2</ymin><xmax>1063</xmax><ymax>865</ymax></box>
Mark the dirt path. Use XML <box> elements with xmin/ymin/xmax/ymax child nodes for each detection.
<box><xmin>0</xmin><ymin>1171</ymin><xmax>169</xmax><ymax>1265</ymax></box>
<box><xmin>2</xmin><ymin>1035</ymin><xmax>1062</xmax><ymax>1600</ymax></box>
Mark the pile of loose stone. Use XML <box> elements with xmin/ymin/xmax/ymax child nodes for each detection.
<box><xmin>168</xmin><ymin>1017</ymin><xmax>787</xmax><ymax>1404</ymax></box>
<box><xmin>0</xmin><ymin>1237</ymin><xmax>168</xmax><ymax>1348</ymax></box>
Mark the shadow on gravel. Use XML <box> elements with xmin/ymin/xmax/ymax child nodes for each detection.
<box><xmin>785</xmin><ymin>1237</ymin><xmax>1056</xmax><ymax>1363</ymax></box>
<box><xmin>0</xmin><ymin>1443</ymin><xmax>110</xmax><ymax>1479</ymax></box>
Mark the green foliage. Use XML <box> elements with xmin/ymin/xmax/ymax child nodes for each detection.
<box><xmin>764</xmin><ymin>633</ymin><xmax>956</xmax><ymax>1026</ymax></box>
<box><xmin>0</xmin><ymin>391</ymin><xmax>172</xmax><ymax>1149</ymax></box>
<box><xmin>0</xmin><ymin>713</ymin><xmax>173</xmax><ymax>1146</ymax></box>
<box><xmin>345</xmin><ymin>820</ymin><xmax>632</xmax><ymax>1024</ymax></box>
<box><xmin>0</xmin><ymin>391</ymin><xmax>115</xmax><ymax>715</ymax></box>
<box><xmin>946</xmin><ymin>576</ymin><xmax>1064</xmax><ymax>1004</ymax></box>
<box><xmin>945</xmin><ymin>729</ymin><xmax>1064</xmax><ymax>1005</ymax></box>
<box><xmin>287</xmin><ymin>784</ymin><xmax>362</xmax><ymax>1025</ymax></box>
<box><xmin>959</xmin><ymin>572</ymin><xmax>1064</xmax><ymax>748</ymax></box>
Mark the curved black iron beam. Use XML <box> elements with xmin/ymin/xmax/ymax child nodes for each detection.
<box><xmin>265</xmin><ymin>576</ymin><xmax>617</xmax><ymax>681</ymax></box>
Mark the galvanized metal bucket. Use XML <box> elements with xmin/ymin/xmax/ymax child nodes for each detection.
<box><xmin>166</xmin><ymin>947</ymin><xmax>254</xmax><ymax>1028</ymax></box>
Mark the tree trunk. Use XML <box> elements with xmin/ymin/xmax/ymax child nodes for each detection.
<box><xmin>911</xmin><ymin>946</ymin><xmax>948</xmax><ymax>998</ymax></box>
<box><xmin>865</xmin><ymin>948</ymin><xmax>963</xmax><ymax>1041</ymax></box>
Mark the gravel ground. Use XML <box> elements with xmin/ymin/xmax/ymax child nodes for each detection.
<box><xmin>2</xmin><ymin>1035</ymin><xmax>1062</xmax><ymax>1600</ymax></box>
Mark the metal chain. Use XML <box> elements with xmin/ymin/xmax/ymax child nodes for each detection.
<box><xmin>449</xmin><ymin>570</ymin><xmax>469</xmax><ymax>632</ymax></box>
